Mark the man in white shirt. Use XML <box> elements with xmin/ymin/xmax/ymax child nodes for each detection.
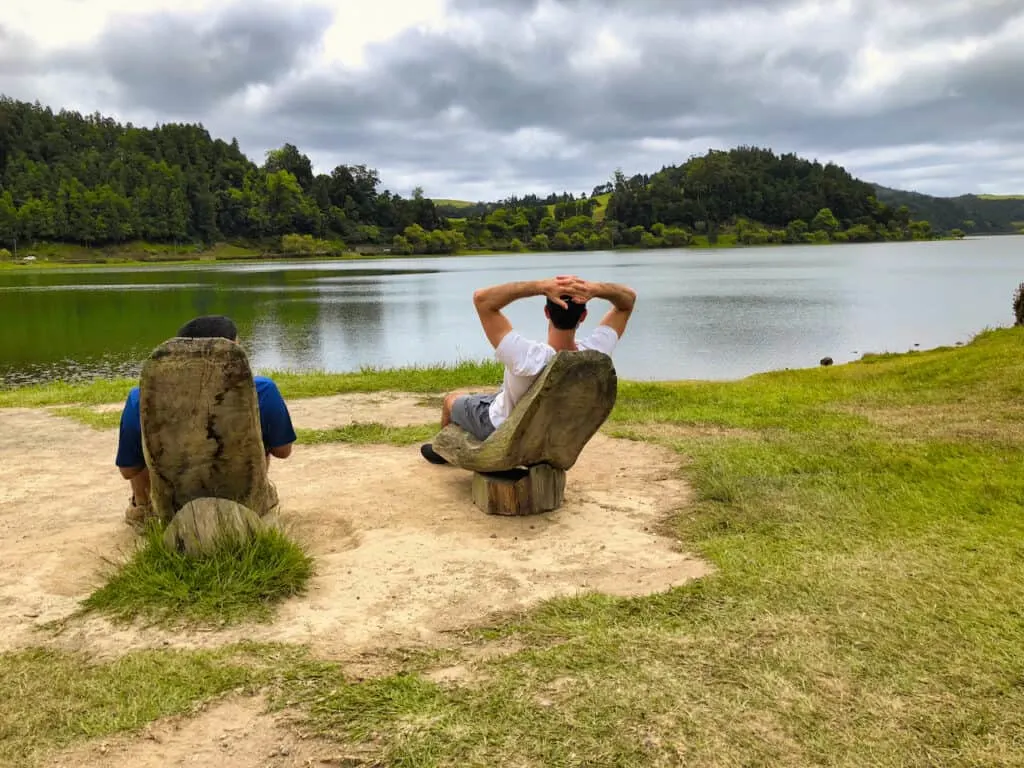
<box><xmin>421</xmin><ymin>274</ymin><xmax>637</xmax><ymax>464</ymax></box>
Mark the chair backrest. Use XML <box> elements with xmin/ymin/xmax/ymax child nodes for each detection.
<box><xmin>139</xmin><ymin>337</ymin><xmax>272</xmax><ymax>520</ymax></box>
<box><xmin>432</xmin><ymin>349</ymin><xmax>618</xmax><ymax>472</ymax></box>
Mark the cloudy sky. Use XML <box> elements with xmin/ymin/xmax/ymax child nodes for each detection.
<box><xmin>1</xmin><ymin>0</ymin><xmax>1022</xmax><ymax>200</ymax></box>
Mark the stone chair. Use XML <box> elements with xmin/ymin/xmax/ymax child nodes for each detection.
<box><xmin>431</xmin><ymin>349</ymin><xmax>618</xmax><ymax>515</ymax></box>
<box><xmin>139</xmin><ymin>336</ymin><xmax>275</xmax><ymax>555</ymax></box>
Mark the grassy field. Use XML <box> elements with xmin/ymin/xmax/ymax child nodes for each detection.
<box><xmin>431</xmin><ymin>198</ymin><xmax>477</xmax><ymax>208</ymax></box>
<box><xmin>2</xmin><ymin>329</ymin><xmax>1024</xmax><ymax>765</ymax></box>
<box><xmin>976</xmin><ymin>194</ymin><xmax>1024</xmax><ymax>200</ymax></box>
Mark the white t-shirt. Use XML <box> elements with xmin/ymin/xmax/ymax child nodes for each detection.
<box><xmin>488</xmin><ymin>325</ymin><xmax>619</xmax><ymax>428</ymax></box>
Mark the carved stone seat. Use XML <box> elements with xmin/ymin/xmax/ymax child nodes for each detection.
<box><xmin>139</xmin><ymin>337</ymin><xmax>275</xmax><ymax>555</ymax></box>
<box><xmin>431</xmin><ymin>349</ymin><xmax>618</xmax><ymax>515</ymax></box>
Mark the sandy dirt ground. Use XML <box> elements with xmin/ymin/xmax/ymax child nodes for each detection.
<box><xmin>2</xmin><ymin>393</ymin><xmax>707</xmax><ymax>766</ymax></box>
<box><xmin>50</xmin><ymin>695</ymin><xmax>346</xmax><ymax>768</ymax></box>
<box><xmin>0</xmin><ymin>396</ymin><xmax>706</xmax><ymax>658</ymax></box>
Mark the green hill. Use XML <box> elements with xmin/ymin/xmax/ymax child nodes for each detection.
<box><xmin>2</xmin><ymin>95</ymin><xmax>1019</xmax><ymax>263</ymax></box>
<box><xmin>873</xmin><ymin>185</ymin><xmax>1024</xmax><ymax>234</ymax></box>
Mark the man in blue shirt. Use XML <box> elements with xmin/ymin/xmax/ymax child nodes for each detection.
<box><xmin>116</xmin><ymin>315</ymin><xmax>297</xmax><ymax>529</ymax></box>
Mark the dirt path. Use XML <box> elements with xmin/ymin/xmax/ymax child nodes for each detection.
<box><xmin>0</xmin><ymin>396</ymin><xmax>707</xmax><ymax>657</ymax></box>
<box><xmin>50</xmin><ymin>695</ymin><xmax>343</xmax><ymax>768</ymax></box>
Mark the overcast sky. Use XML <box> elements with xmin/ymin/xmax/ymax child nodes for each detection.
<box><xmin>1</xmin><ymin>0</ymin><xmax>1022</xmax><ymax>201</ymax></box>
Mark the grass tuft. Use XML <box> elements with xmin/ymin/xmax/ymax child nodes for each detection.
<box><xmin>81</xmin><ymin>525</ymin><xmax>314</xmax><ymax>627</ymax></box>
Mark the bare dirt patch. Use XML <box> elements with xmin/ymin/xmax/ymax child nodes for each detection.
<box><xmin>609</xmin><ymin>423</ymin><xmax>761</xmax><ymax>442</ymax></box>
<box><xmin>839</xmin><ymin>402</ymin><xmax>1024</xmax><ymax>444</ymax></box>
<box><xmin>49</xmin><ymin>695</ymin><xmax>342</xmax><ymax>768</ymax></box>
<box><xmin>0</xmin><ymin>395</ymin><xmax>707</xmax><ymax>658</ymax></box>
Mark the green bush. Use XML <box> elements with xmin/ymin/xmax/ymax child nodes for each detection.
<box><xmin>1014</xmin><ymin>282</ymin><xmax>1024</xmax><ymax>326</ymax></box>
<box><xmin>281</xmin><ymin>234</ymin><xmax>345</xmax><ymax>255</ymax></box>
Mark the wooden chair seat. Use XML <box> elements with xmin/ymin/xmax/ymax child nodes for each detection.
<box><xmin>431</xmin><ymin>349</ymin><xmax>618</xmax><ymax>515</ymax></box>
<box><xmin>139</xmin><ymin>337</ymin><xmax>276</xmax><ymax>544</ymax></box>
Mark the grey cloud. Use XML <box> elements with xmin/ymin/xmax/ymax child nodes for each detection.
<box><xmin>6</xmin><ymin>0</ymin><xmax>1024</xmax><ymax>199</ymax></box>
<box><xmin>261</xmin><ymin>0</ymin><xmax>1024</xmax><ymax>192</ymax></box>
<box><xmin>0</xmin><ymin>25</ymin><xmax>40</xmax><ymax>78</ymax></box>
<box><xmin>52</xmin><ymin>2</ymin><xmax>331</xmax><ymax>114</ymax></box>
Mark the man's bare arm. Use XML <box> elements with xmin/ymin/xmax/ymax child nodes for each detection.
<box><xmin>586</xmin><ymin>281</ymin><xmax>637</xmax><ymax>338</ymax></box>
<box><xmin>473</xmin><ymin>277</ymin><xmax>573</xmax><ymax>348</ymax></box>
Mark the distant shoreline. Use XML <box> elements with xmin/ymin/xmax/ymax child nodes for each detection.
<box><xmin>0</xmin><ymin>233</ymin><xmax>996</xmax><ymax>271</ymax></box>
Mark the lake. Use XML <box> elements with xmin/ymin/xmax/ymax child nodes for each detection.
<box><xmin>1</xmin><ymin>238</ymin><xmax>1021</xmax><ymax>387</ymax></box>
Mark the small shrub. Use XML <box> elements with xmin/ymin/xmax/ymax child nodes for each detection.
<box><xmin>0</xmin><ymin>248</ymin><xmax>11</xmax><ymax>260</ymax></box>
<box><xmin>1014</xmin><ymin>282</ymin><xmax>1024</xmax><ymax>326</ymax></box>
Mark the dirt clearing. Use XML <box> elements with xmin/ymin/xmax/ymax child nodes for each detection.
<box><xmin>0</xmin><ymin>395</ymin><xmax>706</xmax><ymax>658</ymax></box>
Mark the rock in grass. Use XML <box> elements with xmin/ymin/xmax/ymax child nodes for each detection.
<box><xmin>162</xmin><ymin>497</ymin><xmax>264</xmax><ymax>558</ymax></box>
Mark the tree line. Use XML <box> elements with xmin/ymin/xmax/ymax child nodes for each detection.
<box><xmin>0</xmin><ymin>98</ymin><xmax>441</xmax><ymax>252</ymax></box>
<box><xmin>0</xmin><ymin>97</ymin><xmax>1002</xmax><ymax>259</ymax></box>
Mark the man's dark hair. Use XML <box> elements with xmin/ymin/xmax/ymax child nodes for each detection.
<box><xmin>176</xmin><ymin>315</ymin><xmax>238</xmax><ymax>341</ymax></box>
<box><xmin>546</xmin><ymin>296</ymin><xmax>587</xmax><ymax>330</ymax></box>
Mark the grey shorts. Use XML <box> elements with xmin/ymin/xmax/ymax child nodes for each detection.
<box><xmin>450</xmin><ymin>393</ymin><xmax>497</xmax><ymax>441</ymax></box>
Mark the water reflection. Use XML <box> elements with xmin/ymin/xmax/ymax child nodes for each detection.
<box><xmin>1</xmin><ymin>238</ymin><xmax>1020</xmax><ymax>387</ymax></box>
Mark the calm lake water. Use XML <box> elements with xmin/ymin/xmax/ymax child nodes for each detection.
<box><xmin>1</xmin><ymin>238</ymin><xmax>1021</xmax><ymax>387</ymax></box>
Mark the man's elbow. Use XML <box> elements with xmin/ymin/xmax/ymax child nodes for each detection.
<box><xmin>472</xmin><ymin>289</ymin><xmax>487</xmax><ymax>309</ymax></box>
<box><xmin>269</xmin><ymin>443</ymin><xmax>293</xmax><ymax>460</ymax></box>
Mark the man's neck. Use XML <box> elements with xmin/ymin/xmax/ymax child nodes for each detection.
<box><xmin>547</xmin><ymin>328</ymin><xmax>578</xmax><ymax>351</ymax></box>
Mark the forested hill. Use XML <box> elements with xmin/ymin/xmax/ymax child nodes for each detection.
<box><xmin>0</xmin><ymin>97</ymin><xmax>1015</xmax><ymax>259</ymax></box>
<box><xmin>872</xmin><ymin>185</ymin><xmax>1024</xmax><ymax>234</ymax></box>
<box><xmin>0</xmin><ymin>97</ymin><xmax>441</xmax><ymax>251</ymax></box>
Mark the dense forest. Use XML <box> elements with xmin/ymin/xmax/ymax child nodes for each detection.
<box><xmin>0</xmin><ymin>97</ymin><xmax>1018</xmax><ymax>260</ymax></box>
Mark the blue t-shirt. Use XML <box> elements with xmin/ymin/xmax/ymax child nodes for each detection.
<box><xmin>115</xmin><ymin>376</ymin><xmax>297</xmax><ymax>468</ymax></box>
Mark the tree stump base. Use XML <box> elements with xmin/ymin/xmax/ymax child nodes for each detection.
<box><xmin>162</xmin><ymin>497</ymin><xmax>265</xmax><ymax>557</ymax></box>
<box><xmin>471</xmin><ymin>464</ymin><xmax>566</xmax><ymax>516</ymax></box>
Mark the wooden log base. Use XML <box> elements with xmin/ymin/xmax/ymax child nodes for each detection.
<box><xmin>471</xmin><ymin>464</ymin><xmax>566</xmax><ymax>516</ymax></box>
<box><xmin>162</xmin><ymin>497</ymin><xmax>265</xmax><ymax>558</ymax></box>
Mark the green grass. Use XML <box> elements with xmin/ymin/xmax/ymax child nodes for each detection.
<box><xmin>690</xmin><ymin>232</ymin><xmax>740</xmax><ymax>248</ymax></box>
<box><xmin>52</xmin><ymin>406</ymin><xmax>121</xmax><ymax>429</ymax></box>
<box><xmin>80</xmin><ymin>525</ymin><xmax>314</xmax><ymax>627</ymax></box>
<box><xmin>0</xmin><ymin>645</ymin><xmax>265</xmax><ymax>766</ymax></box>
<box><xmin>265</xmin><ymin>327</ymin><xmax>1024</xmax><ymax>766</ymax></box>
<box><xmin>297</xmin><ymin>423</ymin><xmax>436</xmax><ymax>446</ymax></box>
<box><xmin>14</xmin><ymin>240</ymin><xmax>261</xmax><ymax>264</ymax></box>
<box><xmin>0</xmin><ymin>359</ymin><xmax>502</xmax><ymax>408</ymax></box>
<box><xmin>431</xmin><ymin>198</ymin><xmax>476</xmax><ymax>208</ymax></box>
<box><xmin>6</xmin><ymin>328</ymin><xmax>1024</xmax><ymax>766</ymax></box>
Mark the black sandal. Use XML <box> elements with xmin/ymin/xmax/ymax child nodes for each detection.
<box><xmin>420</xmin><ymin>444</ymin><xmax>449</xmax><ymax>465</ymax></box>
